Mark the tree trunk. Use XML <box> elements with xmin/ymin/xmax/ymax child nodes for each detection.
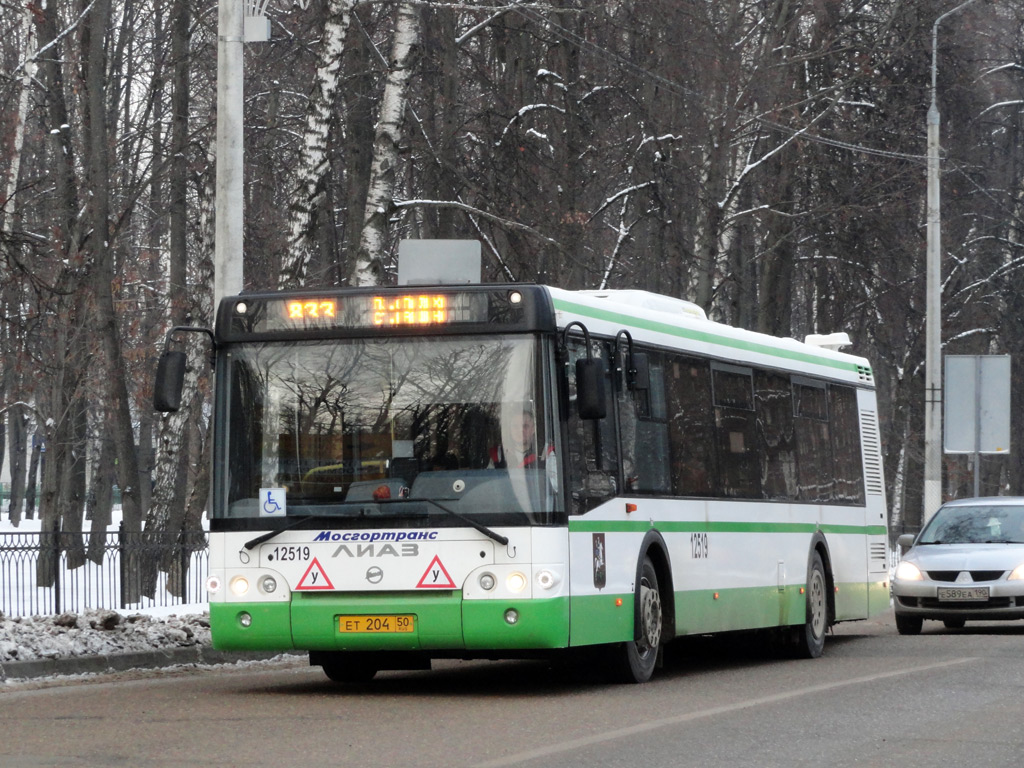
<box><xmin>6</xmin><ymin>409</ymin><xmax>29</xmax><ymax>526</ymax></box>
<box><xmin>25</xmin><ymin>433</ymin><xmax>41</xmax><ymax>521</ymax></box>
<box><xmin>82</xmin><ymin>0</ymin><xmax>145</xmax><ymax>542</ymax></box>
<box><xmin>340</xmin><ymin>5</ymin><xmax>377</xmax><ymax>282</ymax></box>
<box><xmin>2</xmin><ymin>0</ymin><xmax>35</xmax><ymax>233</ymax></box>
<box><xmin>86</xmin><ymin>433</ymin><xmax>116</xmax><ymax>563</ymax></box>
<box><xmin>279</xmin><ymin>0</ymin><xmax>356</xmax><ymax>288</ymax></box>
<box><xmin>353</xmin><ymin>1</ymin><xmax>422</xmax><ymax>285</ymax></box>
<box><xmin>148</xmin><ymin>123</ymin><xmax>217</xmax><ymax>596</ymax></box>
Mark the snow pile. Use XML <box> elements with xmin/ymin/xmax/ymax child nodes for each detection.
<box><xmin>0</xmin><ymin>609</ymin><xmax>211</xmax><ymax>663</ymax></box>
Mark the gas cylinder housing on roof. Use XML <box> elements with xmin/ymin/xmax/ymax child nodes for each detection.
<box><xmin>397</xmin><ymin>240</ymin><xmax>482</xmax><ymax>286</ymax></box>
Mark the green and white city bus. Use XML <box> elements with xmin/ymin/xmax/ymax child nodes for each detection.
<box><xmin>156</xmin><ymin>277</ymin><xmax>889</xmax><ymax>683</ymax></box>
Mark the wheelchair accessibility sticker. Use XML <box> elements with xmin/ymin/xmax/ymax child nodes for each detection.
<box><xmin>260</xmin><ymin>488</ymin><xmax>287</xmax><ymax>517</ymax></box>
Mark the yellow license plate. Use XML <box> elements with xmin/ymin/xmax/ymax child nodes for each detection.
<box><xmin>338</xmin><ymin>615</ymin><xmax>415</xmax><ymax>633</ymax></box>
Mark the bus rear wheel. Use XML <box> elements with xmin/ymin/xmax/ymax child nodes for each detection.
<box><xmin>608</xmin><ymin>556</ymin><xmax>662</xmax><ymax>684</ymax></box>
<box><xmin>794</xmin><ymin>551</ymin><xmax>828</xmax><ymax>658</ymax></box>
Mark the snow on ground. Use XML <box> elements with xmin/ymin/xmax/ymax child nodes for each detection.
<box><xmin>0</xmin><ymin>605</ymin><xmax>211</xmax><ymax>664</ymax></box>
<box><xmin>2</xmin><ymin>512</ymin><xmax>213</xmax><ymax>666</ymax></box>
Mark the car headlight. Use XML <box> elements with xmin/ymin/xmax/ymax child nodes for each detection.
<box><xmin>894</xmin><ymin>561</ymin><xmax>923</xmax><ymax>581</ymax></box>
<box><xmin>1008</xmin><ymin>564</ymin><xmax>1024</xmax><ymax>581</ymax></box>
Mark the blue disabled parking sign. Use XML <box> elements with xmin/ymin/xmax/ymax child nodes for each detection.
<box><xmin>259</xmin><ymin>488</ymin><xmax>287</xmax><ymax>517</ymax></box>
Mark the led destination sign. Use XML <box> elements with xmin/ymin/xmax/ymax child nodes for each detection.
<box><xmin>284</xmin><ymin>296</ymin><xmax>451</xmax><ymax>326</ymax></box>
<box><xmin>372</xmin><ymin>294</ymin><xmax>448</xmax><ymax>326</ymax></box>
<box><xmin>285</xmin><ymin>294</ymin><xmax>451</xmax><ymax>327</ymax></box>
<box><xmin>286</xmin><ymin>299</ymin><xmax>338</xmax><ymax>320</ymax></box>
<box><xmin>227</xmin><ymin>289</ymin><xmax>526</xmax><ymax>336</ymax></box>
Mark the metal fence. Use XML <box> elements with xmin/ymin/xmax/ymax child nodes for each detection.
<box><xmin>0</xmin><ymin>526</ymin><xmax>208</xmax><ymax>618</ymax></box>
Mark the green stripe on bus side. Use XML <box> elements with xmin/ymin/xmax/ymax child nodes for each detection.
<box><xmin>552</xmin><ymin>297</ymin><xmax>866</xmax><ymax>374</ymax></box>
<box><xmin>868</xmin><ymin>579</ymin><xmax>891</xmax><ymax>617</ymax></box>
<box><xmin>570</xmin><ymin>592</ymin><xmax>636</xmax><ymax>646</ymax></box>
<box><xmin>674</xmin><ymin>585</ymin><xmax>808</xmax><ymax>633</ymax></box>
<box><xmin>571</xmin><ymin>580</ymin><xmax>876</xmax><ymax>646</ymax></box>
<box><xmin>568</xmin><ymin>519</ymin><xmax>888</xmax><ymax>537</ymax></box>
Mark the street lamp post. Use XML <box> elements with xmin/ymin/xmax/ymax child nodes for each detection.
<box><xmin>923</xmin><ymin>0</ymin><xmax>979</xmax><ymax>525</ymax></box>
<box><xmin>214</xmin><ymin>0</ymin><xmax>271</xmax><ymax>308</ymax></box>
<box><xmin>215</xmin><ymin>0</ymin><xmax>245</xmax><ymax>308</ymax></box>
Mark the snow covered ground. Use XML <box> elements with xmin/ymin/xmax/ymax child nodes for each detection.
<box><xmin>0</xmin><ymin>605</ymin><xmax>210</xmax><ymax>665</ymax></box>
<box><xmin>2</xmin><ymin>511</ymin><xmax>213</xmax><ymax>670</ymax></box>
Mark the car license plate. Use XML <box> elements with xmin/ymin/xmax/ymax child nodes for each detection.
<box><xmin>936</xmin><ymin>586</ymin><xmax>989</xmax><ymax>601</ymax></box>
<box><xmin>338</xmin><ymin>615</ymin><xmax>415</xmax><ymax>633</ymax></box>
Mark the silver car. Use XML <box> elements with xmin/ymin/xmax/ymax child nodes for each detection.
<box><xmin>892</xmin><ymin>497</ymin><xmax>1024</xmax><ymax>635</ymax></box>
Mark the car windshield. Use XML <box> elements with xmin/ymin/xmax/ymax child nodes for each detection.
<box><xmin>917</xmin><ymin>504</ymin><xmax>1024</xmax><ymax>544</ymax></box>
<box><xmin>220</xmin><ymin>334</ymin><xmax>561</xmax><ymax>524</ymax></box>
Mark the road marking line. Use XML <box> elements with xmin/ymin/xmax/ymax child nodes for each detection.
<box><xmin>473</xmin><ymin>657</ymin><xmax>976</xmax><ymax>768</ymax></box>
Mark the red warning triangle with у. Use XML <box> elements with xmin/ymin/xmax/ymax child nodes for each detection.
<box><xmin>416</xmin><ymin>555</ymin><xmax>456</xmax><ymax>589</ymax></box>
<box><xmin>296</xmin><ymin>558</ymin><xmax>334</xmax><ymax>590</ymax></box>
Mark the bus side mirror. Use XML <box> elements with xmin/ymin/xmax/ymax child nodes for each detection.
<box><xmin>576</xmin><ymin>358</ymin><xmax>607</xmax><ymax>420</ymax></box>
<box><xmin>629</xmin><ymin>352</ymin><xmax>650</xmax><ymax>392</ymax></box>
<box><xmin>154</xmin><ymin>350</ymin><xmax>187</xmax><ymax>412</ymax></box>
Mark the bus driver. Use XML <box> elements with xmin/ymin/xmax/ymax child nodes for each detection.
<box><xmin>489</xmin><ymin>410</ymin><xmax>550</xmax><ymax>469</ymax></box>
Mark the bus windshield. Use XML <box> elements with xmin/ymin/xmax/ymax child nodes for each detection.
<box><xmin>220</xmin><ymin>335</ymin><xmax>561</xmax><ymax>524</ymax></box>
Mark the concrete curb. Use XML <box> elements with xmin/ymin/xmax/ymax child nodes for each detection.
<box><xmin>0</xmin><ymin>646</ymin><xmax>298</xmax><ymax>681</ymax></box>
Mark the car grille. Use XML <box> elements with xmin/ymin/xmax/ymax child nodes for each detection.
<box><xmin>924</xmin><ymin>570</ymin><xmax>1005</xmax><ymax>582</ymax></box>
<box><xmin>919</xmin><ymin>597</ymin><xmax>1013</xmax><ymax>609</ymax></box>
<box><xmin>897</xmin><ymin>595</ymin><xmax>1023</xmax><ymax>609</ymax></box>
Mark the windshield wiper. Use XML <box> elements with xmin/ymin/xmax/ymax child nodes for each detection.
<box><xmin>244</xmin><ymin>515</ymin><xmax>328</xmax><ymax>550</ymax></box>
<box><xmin>419</xmin><ymin>499</ymin><xmax>509</xmax><ymax>546</ymax></box>
<box><xmin>243</xmin><ymin>503</ymin><xmax>509</xmax><ymax>550</ymax></box>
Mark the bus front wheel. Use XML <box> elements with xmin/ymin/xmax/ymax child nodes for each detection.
<box><xmin>608</xmin><ymin>556</ymin><xmax>662</xmax><ymax>684</ymax></box>
<box><xmin>320</xmin><ymin>658</ymin><xmax>378</xmax><ymax>683</ymax></box>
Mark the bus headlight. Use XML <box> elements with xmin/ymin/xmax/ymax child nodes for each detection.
<box><xmin>259</xmin><ymin>575</ymin><xmax>278</xmax><ymax>594</ymax></box>
<box><xmin>479</xmin><ymin>572</ymin><xmax>496</xmax><ymax>591</ymax></box>
<box><xmin>506</xmin><ymin>572</ymin><xmax>528</xmax><ymax>593</ymax></box>
<box><xmin>230</xmin><ymin>576</ymin><xmax>250</xmax><ymax>596</ymax></box>
<box><xmin>206</xmin><ymin>575</ymin><xmax>223</xmax><ymax>595</ymax></box>
<box><xmin>535</xmin><ymin>569</ymin><xmax>560</xmax><ymax>590</ymax></box>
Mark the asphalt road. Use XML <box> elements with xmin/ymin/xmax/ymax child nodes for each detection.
<box><xmin>1</xmin><ymin>611</ymin><xmax>1022</xmax><ymax>768</ymax></box>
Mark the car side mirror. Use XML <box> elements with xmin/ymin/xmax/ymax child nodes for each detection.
<box><xmin>896</xmin><ymin>533</ymin><xmax>916</xmax><ymax>551</ymax></box>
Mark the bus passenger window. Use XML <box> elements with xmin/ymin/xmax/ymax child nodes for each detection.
<box><xmin>830</xmin><ymin>384</ymin><xmax>865</xmax><ymax>504</ymax></box>
<box><xmin>618</xmin><ymin>351</ymin><xmax>670</xmax><ymax>494</ymax></box>
<box><xmin>665</xmin><ymin>356</ymin><xmax>716</xmax><ymax>497</ymax></box>
<box><xmin>793</xmin><ymin>378</ymin><xmax>833</xmax><ymax>501</ymax></box>
<box><xmin>712</xmin><ymin>364</ymin><xmax>761</xmax><ymax>498</ymax></box>
<box><xmin>756</xmin><ymin>371</ymin><xmax>796</xmax><ymax>500</ymax></box>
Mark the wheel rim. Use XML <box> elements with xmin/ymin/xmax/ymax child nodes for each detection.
<box><xmin>638</xmin><ymin>576</ymin><xmax>662</xmax><ymax>656</ymax></box>
<box><xmin>808</xmin><ymin>568</ymin><xmax>826</xmax><ymax>638</ymax></box>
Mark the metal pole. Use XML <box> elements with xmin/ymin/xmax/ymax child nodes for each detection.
<box><xmin>215</xmin><ymin>0</ymin><xmax>246</xmax><ymax>308</ymax></box>
<box><xmin>119</xmin><ymin>520</ymin><xmax>126</xmax><ymax>609</ymax></box>
<box><xmin>973</xmin><ymin>357</ymin><xmax>981</xmax><ymax>498</ymax></box>
<box><xmin>51</xmin><ymin>519</ymin><xmax>61</xmax><ymax>614</ymax></box>
<box><xmin>923</xmin><ymin>0</ymin><xmax>980</xmax><ymax>526</ymax></box>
